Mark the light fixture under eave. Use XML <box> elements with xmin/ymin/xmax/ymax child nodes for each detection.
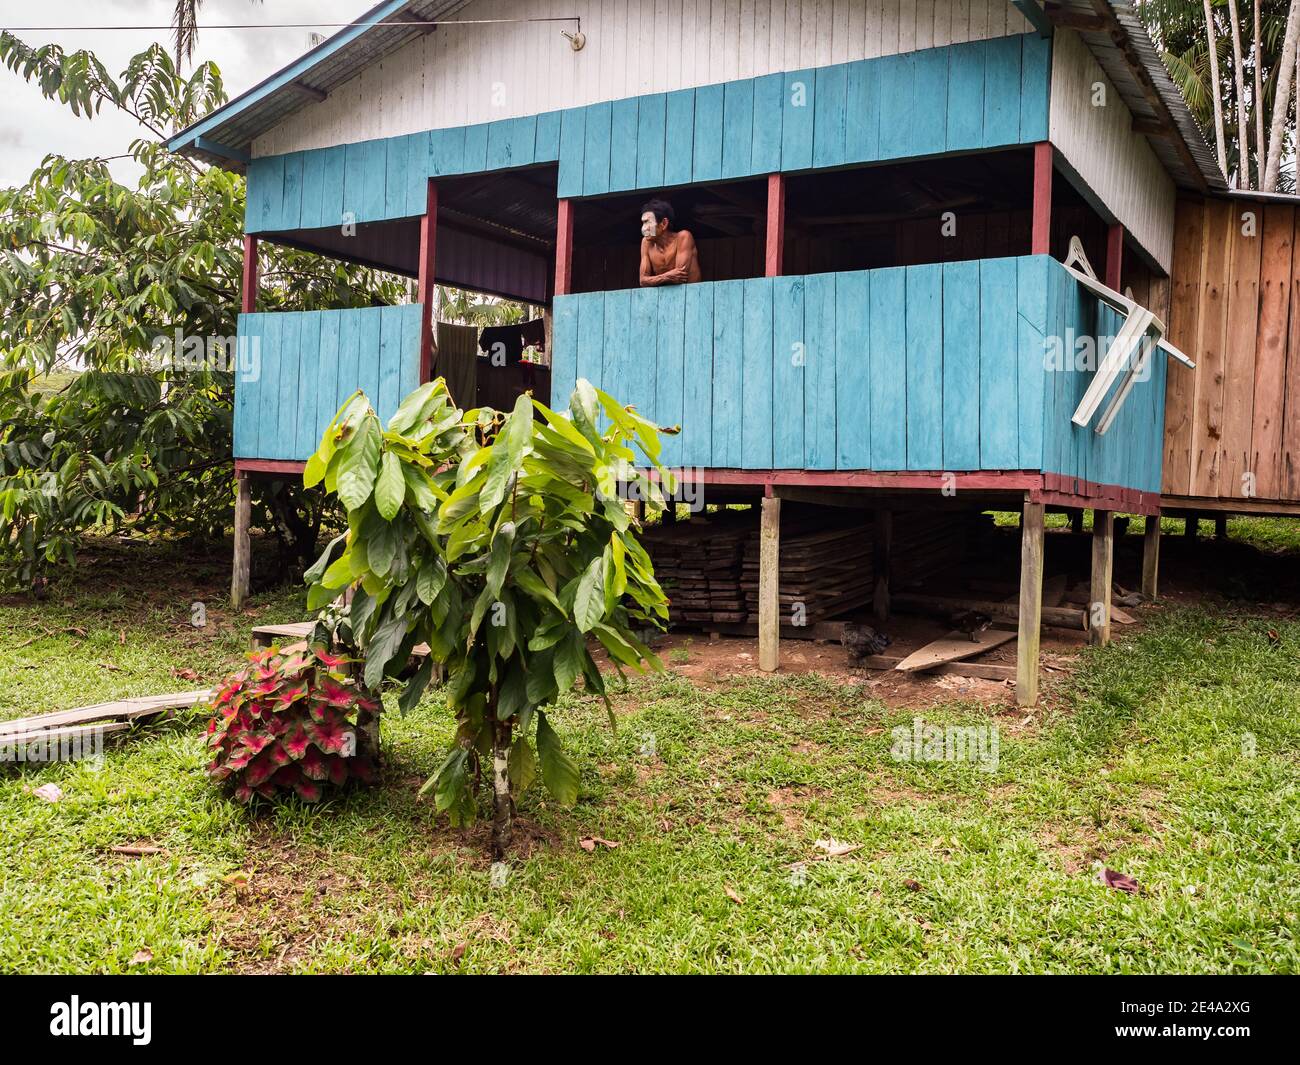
<box><xmin>561</xmin><ymin>29</ymin><xmax>586</xmax><ymax>51</ymax></box>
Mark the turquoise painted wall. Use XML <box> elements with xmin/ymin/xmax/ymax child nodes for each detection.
<box><xmin>550</xmin><ymin>257</ymin><xmax>1166</xmax><ymax>495</ymax></box>
<box><xmin>245</xmin><ymin>33</ymin><xmax>1051</xmax><ymax>233</ymax></box>
<box><xmin>234</xmin><ymin>304</ymin><xmax>422</xmax><ymax>461</ymax></box>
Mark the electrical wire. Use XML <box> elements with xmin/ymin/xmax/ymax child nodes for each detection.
<box><xmin>0</xmin><ymin>18</ymin><xmax>580</xmax><ymax>32</ymax></box>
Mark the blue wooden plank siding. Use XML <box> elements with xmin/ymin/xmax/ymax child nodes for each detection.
<box><xmin>547</xmin><ymin>257</ymin><xmax>1167</xmax><ymax>495</ymax></box>
<box><xmin>245</xmin><ymin>33</ymin><xmax>1051</xmax><ymax>232</ymax></box>
<box><xmin>233</xmin><ymin>304</ymin><xmax>422</xmax><ymax>461</ymax></box>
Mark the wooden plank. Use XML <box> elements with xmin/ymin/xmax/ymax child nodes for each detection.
<box><xmin>835</xmin><ymin>270</ymin><xmax>871</xmax><ymax>469</ymax></box>
<box><xmin>812</xmin><ymin>62</ymin><xmax>848</xmax><ymax>169</ymax></box>
<box><xmin>910</xmin><ymin>45</ymin><xmax>948</xmax><ymax>158</ymax></box>
<box><xmin>336</xmin><ymin>308</ymin><xmax>361</xmax><ymax>422</ymax></box>
<box><xmin>1017</xmin><ymin>498</ymin><xmax>1045</xmax><ymax>706</ymax></box>
<box><xmin>751</xmin><ymin>73</ymin><xmax>785</xmax><ymax>173</ymax></box>
<box><xmin>405</xmin><ymin>133</ymin><xmax>432</xmax><ymax>218</ymax></box>
<box><xmin>299</xmin><ymin>148</ymin><xmax>324</xmax><ymax>229</ymax></box>
<box><xmin>758</xmin><ymin>495</ymin><xmax>781</xmax><ymax>672</ymax></box>
<box><xmin>861</xmin><ymin>655</ymin><xmax>1015</xmax><ymax>682</ymax></box>
<box><xmin>1031</xmin><ymin>141</ymin><xmax>1052</xmax><ymax>254</ymax></box>
<box><xmin>663</xmin><ymin>89</ymin><xmax>696</xmax><ymax>186</ymax></box>
<box><xmin>977</xmin><ymin>253</ymin><xmax>1019</xmax><ymax>465</ymax></box>
<box><xmin>635</xmin><ymin>93</ymin><xmax>667</xmax><ymax>189</ymax></box>
<box><xmin>681</xmin><ymin>283</ymin><xmax>715</xmax><ymax>466</ymax></box>
<box><xmin>359</xmin><ymin>138</ymin><xmax>386</xmax><ymax>223</ymax></box>
<box><xmin>982</xmin><ymin>35</ymin><xmax>1023</xmax><ymax>146</ymax></box>
<box><xmin>582</xmin><ymin>102</ymin><xmax>613</xmax><ymax>196</ymax></box>
<box><xmin>1162</xmin><ymin>199</ymin><xmax>1205</xmax><ymax>496</ymax></box>
<box><xmin>609</xmin><ymin>97</ymin><xmax>640</xmax><ymax>192</ymax></box>
<box><xmin>550</xmin><ymin>295</ymin><xmax>579</xmax><ymax>408</ymax></box>
<box><xmin>803</xmin><ymin>272</ymin><xmax>837</xmax><ymax>470</ymax></box>
<box><xmin>765</xmin><ymin>172</ymin><xmax>785</xmax><ymax>276</ymax></box>
<box><xmin>461</xmin><ymin>122</ymin><xmax>489</xmax><ymax>173</ymax></box>
<box><xmin>904</xmin><ymin>264</ymin><xmax>943</xmax><ymax>470</ymax></box>
<box><xmin>629</xmin><ymin>287</ymin><xmax>659</xmax><ymax>427</ymax></box>
<box><xmin>869</xmin><ymin>267</ymin><xmax>907</xmax><ymax>469</ymax></box>
<box><xmin>844</xmin><ymin>57</ymin><xmax>880</xmax><ymax>162</ymax></box>
<box><xmin>711</xmin><ymin>280</ymin><xmax>745</xmax><ymax>468</ymax></box>
<box><xmin>1016</xmin><ymin>255</ymin><xmax>1047</xmax><ymax>469</ymax></box>
<box><xmin>877</xmin><ymin>53</ymin><xmax>912</xmax><ymax>159</ymax></box>
<box><xmin>600</xmin><ymin>288</ymin><xmax>631</xmax><ymax>418</ymax></box>
<box><xmin>656</xmin><ymin>286</ymin><xmax>687</xmax><ymax>468</ymax></box>
<box><xmin>943</xmin><ymin>259</ymin><xmax>981</xmax><ymax>469</ymax></box>
<box><xmin>894</xmin><ymin>628</ymin><xmax>1016</xmax><ymax>673</ymax></box>
<box><xmin>1286</xmin><ymin>209</ymin><xmax>1300</xmax><ymax>499</ymax></box>
<box><xmin>722</xmin><ymin>79</ymin><xmax>755</xmax><ymax>178</ymax></box>
<box><xmin>780</xmin><ymin>68</ymin><xmax>816</xmax><ymax>169</ymax></box>
<box><xmin>383</xmin><ymin>134</ymin><xmax>409</xmax><ymax>220</ymax></box>
<box><xmin>232</xmin><ymin>471</ymin><xmax>251</xmax><ymax>610</ymax></box>
<box><xmin>692</xmin><ymin>83</ymin><xmax>725</xmax><ymax>181</ymax></box>
<box><xmin>275</xmin><ymin>314</ymin><xmax>301</xmax><ymax>459</ymax></box>
<box><xmin>1191</xmin><ymin>199</ymin><xmax>1233</xmax><ymax>497</ymax></box>
<box><xmin>557</xmin><ymin>107</ymin><xmax>586</xmax><ymax>197</ymax></box>
<box><xmin>430</xmin><ymin>125</ymin><xmax>466</xmax><ymax>178</ymax></box>
<box><xmin>1221</xmin><ymin>205</ymin><xmax>1263</xmax><ymax>499</ymax></box>
<box><xmin>741</xmin><ymin>277</ymin><xmax>775</xmax><ymax>469</ymax></box>
<box><xmin>1018</xmin><ymin>31</ymin><xmax>1052</xmax><ymax>140</ymax></box>
<box><xmin>417</xmin><ymin>179</ymin><xmax>437</xmax><ymax>382</ymax></box>
<box><xmin>946</xmin><ymin>36</ymin><xmax>986</xmax><ymax>151</ymax></box>
<box><xmin>295</xmin><ymin>313</ymin><xmax>324</xmax><ymax>457</ymax></box>
<box><xmin>315</xmin><ymin>311</ymin><xmax>342</xmax><ymax>447</ymax></box>
<box><xmin>1090</xmin><ymin>509</ymin><xmax>1114</xmax><ymax>646</ymax></box>
<box><xmin>357</xmin><ymin>307</ymin><xmax>382</xmax><ymax>416</ymax></box>
<box><xmin>320</xmin><ymin>145</ymin><xmax>346</xmax><ymax>230</ymax></box>
<box><xmin>772</xmin><ymin>275</ymin><xmax>806</xmax><ymax>467</ymax></box>
<box><xmin>1252</xmin><ymin>203</ymin><xmax>1296</xmax><ymax>500</ymax></box>
<box><xmin>535</xmin><ymin>111</ymin><xmax>562</xmax><ymax>161</ymax></box>
<box><xmin>0</xmin><ymin>689</ymin><xmax>214</xmax><ymax>736</ymax></box>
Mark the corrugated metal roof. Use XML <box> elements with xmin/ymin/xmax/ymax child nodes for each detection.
<box><xmin>1049</xmin><ymin>1</ymin><xmax>1227</xmax><ymax>191</ymax></box>
<box><xmin>167</xmin><ymin>0</ymin><xmax>472</xmax><ymax>169</ymax></box>
<box><xmin>171</xmin><ymin>0</ymin><xmax>1227</xmax><ymax>193</ymax></box>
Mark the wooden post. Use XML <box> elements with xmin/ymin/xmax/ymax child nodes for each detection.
<box><xmin>1031</xmin><ymin>142</ymin><xmax>1053</xmax><ymax>256</ymax></box>
<box><xmin>232</xmin><ymin>470</ymin><xmax>252</xmax><ymax>610</ymax></box>
<box><xmin>1105</xmin><ymin>223</ymin><xmax>1124</xmax><ymax>290</ymax></box>
<box><xmin>1090</xmin><ymin>510</ymin><xmax>1114</xmax><ymax>646</ymax></box>
<box><xmin>1070</xmin><ymin>508</ymin><xmax>1084</xmax><ymax>534</ymax></box>
<box><xmin>1184</xmin><ymin>513</ymin><xmax>1199</xmax><ymax>539</ymax></box>
<box><xmin>1141</xmin><ymin>515</ymin><xmax>1161</xmax><ymax>600</ymax></box>
<box><xmin>759</xmin><ymin>494</ymin><xmax>781</xmax><ymax>672</ymax></box>
<box><xmin>873</xmin><ymin>509</ymin><xmax>892</xmax><ymax>622</ymax></box>
<box><xmin>241</xmin><ymin>234</ymin><xmax>258</xmax><ymax>314</ymax></box>
<box><xmin>1215</xmin><ymin>514</ymin><xmax>1229</xmax><ymax>539</ymax></box>
<box><xmin>1016</xmin><ymin>499</ymin><xmax>1045</xmax><ymax>707</ymax></box>
<box><xmin>555</xmin><ymin>199</ymin><xmax>575</xmax><ymax>296</ymax></box>
<box><xmin>417</xmin><ymin>179</ymin><xmax>438</xmax><ymax>381</ymax></box>
<box><xmin>765</xmin><ymin>173</ymin><xmax>786</xmax><ymax>277</ymax></box>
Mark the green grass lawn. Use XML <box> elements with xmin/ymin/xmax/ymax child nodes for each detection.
<box><xmin>1</xmin><ymin>534</ymin><xmax>1298</xmax><ymax>973</ymax></box>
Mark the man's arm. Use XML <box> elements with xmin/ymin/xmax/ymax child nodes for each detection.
<box><xmin>639</xmin><ymin>237</ymin><xmax>689</xmax><ymax>287</ymax></box>
<box><xmin>673</xmin><ymin>230</ymin><xmax>698</xmax><ymax>278</ymax></box>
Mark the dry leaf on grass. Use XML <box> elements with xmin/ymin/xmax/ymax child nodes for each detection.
<box><xmin>903</xmin><ymin>879</ymin><xmax>922</xmax><ymax>892</ymax></box>
<box><xmin>130</xmin><ymin>948</ymin><xmax>153</xmax><ymax>964</ymax></box>
<box><xmin>172</xmin><ymin>667</ymin><xmax>200</xmax><ymax>681</ymax></box>
<box><xmin>578</xmin><ymin>837</ymin><xmax>621</xmax><ymax>852</ymax></box>
<box><xmin>450</xmin><ymin>942</ymin><xmax>467</xmax><ymax>967</ymax></box>
<box><xmin>1097</xmin><ymin>867</ymin><xmax>1141</xmax><ymax>894</ymax></box>
<box><xmin>28</xmin><ymin>783</ymin><xmax>63</xmax><ymax>803</ymax></box>
<box><xmin>813</xmin><ymin>838</ymin><xmax>862</xmax><ymax>858</ymax></box>
<box><xmin>724</xmin><ymin>885</ymin><xmax>744</xmax><ymax>906</ymax></box>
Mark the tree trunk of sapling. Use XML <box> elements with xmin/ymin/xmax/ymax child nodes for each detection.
<box><xmin>491</xmin><ymin>717</ymin><xmax>513</xmax><ymax>861</ymax></box>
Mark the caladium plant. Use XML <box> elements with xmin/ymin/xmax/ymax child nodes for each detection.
<box><xmin>302</xmin><ymin>377</ymin><xmax>671</xmax><ymax>858</ymax></box>
<box><xmin>204</xmin><ymin>645</ymin><xmax>379</xmax><ymax>803</ymax></box>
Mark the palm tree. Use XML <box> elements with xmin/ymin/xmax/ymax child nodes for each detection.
<box><xmin>171</xmin><ymin>1</ymin><xmax>263</xmax><ymax>66</ymax></box>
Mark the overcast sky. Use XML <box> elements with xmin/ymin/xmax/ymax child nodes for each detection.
<box><xmin>0</xmin><ymin>0</ymin><xmax>364</xmax><ymax>186</ymax></box>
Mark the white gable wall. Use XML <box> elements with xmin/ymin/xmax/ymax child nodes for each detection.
<box><xmin>253</xmin><ymin>0</ymin><xmax>1032</xmax><ymax>156</ymax></box>
<box><xmin>1049</xmin><ymin>28</ymin><xmax>1175</xmax><ymax>273</ymax></box>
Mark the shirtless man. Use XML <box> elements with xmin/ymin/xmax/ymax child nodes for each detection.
<box><xmin>638</xmin><ymin>198</ymin><xmax>702</xmax><ymax>286</ymax></box>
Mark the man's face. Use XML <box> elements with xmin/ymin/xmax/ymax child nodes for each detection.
<box><xmin>640</xmin><ymin>211</ymin><xmax>661</xmax><ymax>240</ymax></box>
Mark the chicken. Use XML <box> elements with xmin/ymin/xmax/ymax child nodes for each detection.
<box><xmin>841</xmin><ymin>622</ymin><xmax>891</xmax><ymax>660</ymax></box>
<box><xmin>951</xmin><ymin>610</ymin><xmax>993</xmax><ymax>642</ymax></box>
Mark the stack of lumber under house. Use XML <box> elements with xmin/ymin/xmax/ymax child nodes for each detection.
<box><xmin>643</xmin><ymin>507</ymin><xmax>984</xmax><ymax>629</ymax></box>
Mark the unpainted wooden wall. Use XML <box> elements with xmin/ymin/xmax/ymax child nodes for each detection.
<box><xmin>1162</xmin><ymin>195</ymin><xmax>1300</xmax><ymax>505</ymax></box>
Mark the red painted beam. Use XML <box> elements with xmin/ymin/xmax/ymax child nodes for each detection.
<box><xmin>765</xmin><ymin>173</ymin><xmax>786</xmax><ymax>277</ymax></box>
<box><xmin>1031</xmin><ymin>142</ymin><xmax>1053</xmax><ymax>256</ymax></box>
<box><xmin>1105</xmin><ymin>223</ymin><xmax>1124</xmax><ymax>291</ymax></box>
<box><xmin>417</xmin><ymin>179</ymin><xmax>437</xmax><ymax>382</ymax></box>
<box><xmin>235</xmin><ymin>458</ymin><xmax>306</xmax><ymax>476</ymax></box>
<box><xmin>241</xmin><ymin>234</ymin><xmax>258</xmax><ymax>315</ymax></box>
<box><xmin>554</xmin><ymin>199</ymin><xmax>575</xmax><ymax>296</ymax></box>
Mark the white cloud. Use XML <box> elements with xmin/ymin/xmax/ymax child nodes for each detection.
<box><xmin>0</xmin><ymin>0</ymin><xmax>363</xmax><ymax>186</ymax></box>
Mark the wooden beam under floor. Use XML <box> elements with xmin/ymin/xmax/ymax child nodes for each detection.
<box><xmin>758</xmin><ymin>494</ymin><xmax>781</xmax><ymax>672</ymax></box>
<box><xmin>1016</xmin><ymin>498</ymin><xmax>1045</xmax><ymax>707</ymax></box>
<box><xmin>1090</xmin><ymin>510</ymin><xmax>1115</xmax><ymax>646</ymax></box>
<box><xmin>1141</xmin><ymin>517</ymin><xmax>1161</xmax><ymax>600</ymax></box>
<box><xmin>232</xmin><ymin>470</ymin><xmax>252</xmax><ymax>610</ymax></box>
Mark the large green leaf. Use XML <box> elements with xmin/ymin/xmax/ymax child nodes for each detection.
<box><xmin>536</xmin><ymin>711</ymin><xmax>579</xmax><ymax>806</ymax></box>
<box><xmin>375</xmin><ymin>451</ymin><xmax>406</xmax><ymax>520</ymax></box>
<box><xmin>337</xmin><ymin>414</ymin><xmax>382</xmax><ymax>512</ymax></box>
<box><xmin>573</xmin><ymin>556</ymin><xmax>605</xmax><ymax>633</ymax></box>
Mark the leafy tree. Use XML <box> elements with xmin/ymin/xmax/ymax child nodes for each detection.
<box><xmin>303</xmin><ymin>378</ymin><xmax>671</xmax><ymax>858</ymax></box>
<box><xmin>0</xmin><ymin>34</ymin><xmax>407</xmax><ymax>591</ymax></box>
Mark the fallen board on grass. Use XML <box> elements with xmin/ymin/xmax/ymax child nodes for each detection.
<box><xmin>893</xmin><ymin>629</ymin><xmax>1017</xmax><ymax>672</ymax></box>
<box><xmin>858</xmin><ymin>656</ymin><xmax>1016</xmax><ymax>682</ymax></box>
<box><xmin>0</xmin><ymin>689</ymin><xmax>215</xmax><ymax>749</ymax></box>
<box><xmin>251</xmin><ymin>622</ymin><xmax>432</xmax><ymax>659</ymax></box>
